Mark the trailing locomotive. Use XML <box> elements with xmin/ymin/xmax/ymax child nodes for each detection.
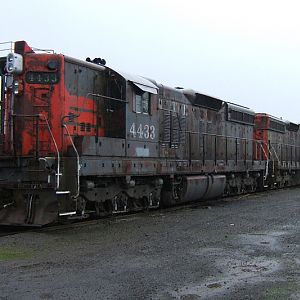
<box><xmin>0</xmin><ymin>41</ymin><xmax>299</xmax><ymax>226</ymax></box>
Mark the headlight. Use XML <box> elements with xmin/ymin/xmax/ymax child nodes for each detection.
<box><xmin>6</xmin><ymin>64</ymin><xmax>14</xmax><ymax>72</ymax></box>
<box><xmin>12</xmin><ymin>80</ymin><xmax>23</xmax><ymax>96</ymax></box>
<box><xmin>5</xmin><ymin>53</ymin><xmax>23</xmax><ymax>74</ymax></box>
<box><xmin>7</xmin><ymin>54</ymin><xmax>14</xmax><ymax>62</ymax></box>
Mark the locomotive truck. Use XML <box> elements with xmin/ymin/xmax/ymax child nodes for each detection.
<box><xmin>0</xmin><ymin>41</ymin><xmax>299</xmax><ymax>226</ymax></box>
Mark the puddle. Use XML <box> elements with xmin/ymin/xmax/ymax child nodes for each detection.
<box><xmin>154</xmin><ymin>229</ymin><xmax>297</xmax><ymax>299</ymax></box>
<box><xmin>239</xmin><ymin>234</ymin><xmax>280</xmax><ymax>251</ymax></box>
<box><xmin>154</xmin><ymin>252</ymin><xmax>280</xmax><ymax>299</ymax></box>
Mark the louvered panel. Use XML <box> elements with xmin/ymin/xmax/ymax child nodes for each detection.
<box><xmin>179</xmin><ymin>116</ymin><xmax>186</xmax><ymax>144</ymax></box>
<box><xmin>162</xmin><ymin>111</ymin><xmax>171</xmax><ymax>145</ymax></box>
<box><xmin>171</xmin><ymin>113</ymin><xmax>180</xmax><ymax>147</ymax></box>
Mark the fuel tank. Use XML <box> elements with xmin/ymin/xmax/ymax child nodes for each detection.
<box><xmin>182</xmin><ymin>175</ymin><xmax>226</xmax><ymax>202</ymax></box>
<box><xmin>162</xmin><ymin>175</ymin><xmax>226</xmax><ymax>206</ymax></box>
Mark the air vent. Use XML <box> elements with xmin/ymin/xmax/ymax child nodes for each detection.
<box><xmin>86</xmin><ymin>123</ymin><xmax>91</xmax><ymax>132</ymax></box>
<box><xmin>80</xmin><ymin>122</ymin><xmax>85</xmax><ymax>132</ymax></box>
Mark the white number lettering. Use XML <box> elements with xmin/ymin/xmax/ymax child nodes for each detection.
<box><xmin>129</xmin><ymin>123</ymin><xmax>136</xmax><ymax>138</ymax></box>
<box><xmin>144</xmin><ymin>125</ymin><xmax>150</xmax><ymax>139</ymax></box>
<box><xmin>129</xmin><ymin>123</ymin><xmax>155</xmax><ymax>139</ymax></box>
<box><xmin>150</xmin><ymin>125</ymin><xmax>155</xmax><ymax>139</ymax></box>
<box><xmin>137</xmin><ymin>124</ymin><xmax>143</xmax><ymax>138</ymax></box>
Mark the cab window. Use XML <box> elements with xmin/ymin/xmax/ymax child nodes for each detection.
<box><xmin>135</xmin><ymin>91</ymin><xmax>150</xmax><ymax>114</ymax></box>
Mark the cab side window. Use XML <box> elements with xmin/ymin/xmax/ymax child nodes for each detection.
<box><xmin>135</xmin><ymin>91</ymin><xmax>150</xmax><ymax>114</ymax></box>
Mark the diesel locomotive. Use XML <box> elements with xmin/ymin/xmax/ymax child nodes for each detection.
<box><xmin>0</xmin><ymin>41</ymin><xmax>299</xmax><ymax>226</ymax></box>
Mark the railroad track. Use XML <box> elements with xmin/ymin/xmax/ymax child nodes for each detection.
<box><xmin>0</xmin><ymin>227</ymin><xmax>29</xmax><ymax>237</ymax></box>
<box><xmin>0</xmin><ymin>187</ymin><xmax>296</xmax><ymax>237</ymax></box>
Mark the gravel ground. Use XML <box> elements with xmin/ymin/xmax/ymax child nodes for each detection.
<box><xmin>0</xmin><ymin>188</ymin><xmax>299</xmax><ymax>300</ymax></box>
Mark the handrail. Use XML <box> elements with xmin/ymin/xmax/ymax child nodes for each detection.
<box><xmin>86</xmin><ymin>93</ymin><xmax>128</xmax><ymax>103</ymax></box>
<box><xmin>0</xmin><ymin>41</ymin><xmax>14</xmax><ymax>53</ymax></box>
<box><xmin>269</xmin><ymin>143</ymin><xmax>280</xmax><ymax>165</ymax></box>
<box><xmin>258</xmin><ymin>141</ymin><xmax>269</xmax><ymax>179</ymax></box>
<box><xmin>62</xmin><ymin>124</ymin><xmax>80</xmax><ymax>199</ymax></box>
<box><xmin>164</xmin><ymin>129</ymin><xmax>291</xmax><ymax>181</ymax></box>
<box><xmin>164</xmin><ymin>130</ymin><xmax>300</xmax><ymax>152</ymax></box>
<box><xmin>39</xmin><ymin>114</ymin><xmax>60</xmax><ymax>189</ymax></box>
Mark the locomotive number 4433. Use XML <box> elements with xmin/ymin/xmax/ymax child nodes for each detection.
<box><xmin>129</xmin><ymin>123</ymin><xmax>155</xmax><ymax>140</ymax></box>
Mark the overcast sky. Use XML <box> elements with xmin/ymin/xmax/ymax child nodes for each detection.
<box><xmin>2</xmin><ymin>0</ymin><xmax>300</xmax><ymax>122</ymax></box>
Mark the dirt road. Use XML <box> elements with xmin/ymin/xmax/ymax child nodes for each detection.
<box><xmin>0</xmin><ymin>188</ymin><xmax>299</xmax><ymax>299</ymax></box>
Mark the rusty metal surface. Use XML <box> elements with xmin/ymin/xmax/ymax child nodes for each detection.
<box><xmin>181</xmin><ymin>176</ymin><xmax>210</xmax><ymax>202</ymax></box>
<box><xmin>204</xmin><ymin>175</ymin><xmax>226</xmax><ymax>199</ymax></box>
<box><xmin>2</xmin><ymin>40</ymin><xmax>300</xmax><ymax>226</ymax></box>
<box><xmin>170</xmin><ymin>175</ymin><xmax>226</xmax><ymax>203</ymax></box>
<box><xmin>0</xmin><ymin>188</ymin><xmax>58</xmax><ymax>226</ymax></box>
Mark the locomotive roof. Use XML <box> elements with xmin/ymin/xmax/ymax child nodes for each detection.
<box><xmin>284</xmin><ymin>120</ymin><xmax>299</xmax><ymax>132</ymax></box>
<box><xmin>65</xmin><ymin>56</ymin><xmax>159</xmax><ymax>94</ymax></box>
<box><xmin>65</xmin><ymin>55</ymin><xmax>106</xmax><ymax>72</ymax></box>
<box><xmin>115</xmin><ymin>70</ymin><xmax>159</xmax><ymax>95</ymax></box>
<box><xmin>255</xmin><ymin>113</ymin><xmax>286</xmax><ymax>124</ymax></box>
<box><xmin>157</xmin><ymin>84</ymin><xmax>190</xmax><ymax>104</ymax></box>
<box><xmin>183</xmin><ymin>89</ymin><xmax>224</xmax><ymax>111</ymax></box>
<box><xmin>227</xmin><ymin>102</ymin><xmax>255</xmax><ymax>115</ymax></box>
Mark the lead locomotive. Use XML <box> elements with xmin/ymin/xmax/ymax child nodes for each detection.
<box><xmin>0</xmin><ymin>41</ymin><xmax>299</xmax><ymax>226</ymax></box>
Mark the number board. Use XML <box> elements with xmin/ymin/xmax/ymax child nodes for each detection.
<box><xmin>25</xmin><ymin>72</ymin><xmax>59</xmax><ymax>84</ymax></box>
